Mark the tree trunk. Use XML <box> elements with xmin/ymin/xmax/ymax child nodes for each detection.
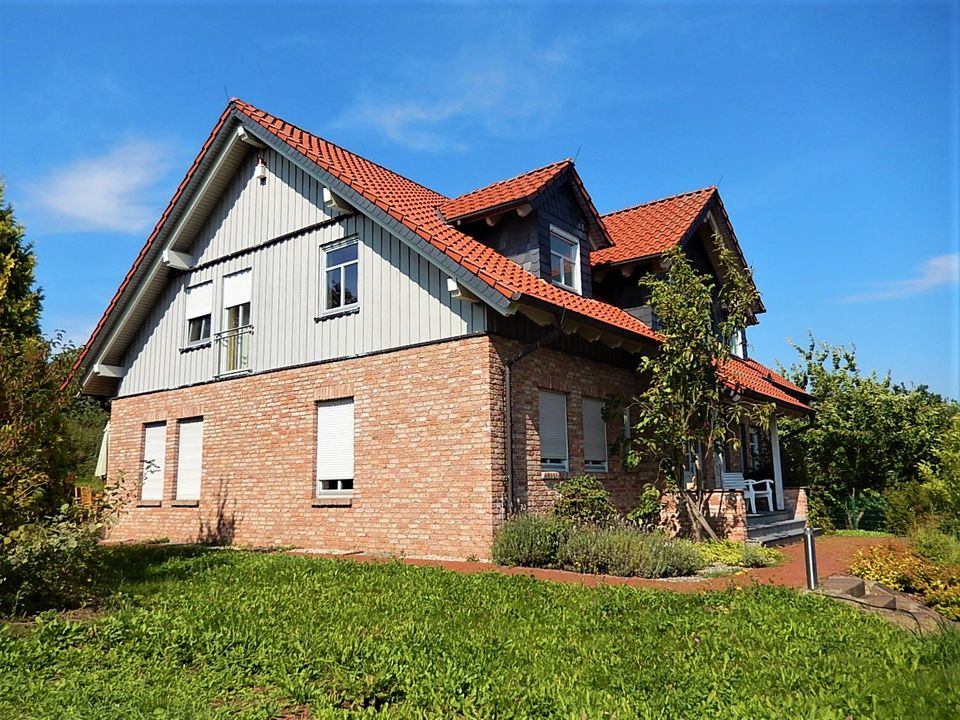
<box><xmin>678</xmin><ymin>489</ymin><xmax>719</xmax><ymax>541</ymax></box>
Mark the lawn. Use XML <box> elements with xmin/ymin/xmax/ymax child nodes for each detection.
<box><xmin>1</xmin><ymin>546</ymin><xmax>958</xmax><ymax>719</ymax></box>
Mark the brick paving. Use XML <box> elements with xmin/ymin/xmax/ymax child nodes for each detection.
<box><xmin>302</xmin><ymin>535</ymin><xmax>903</xmax><ymax>594</ymax></box>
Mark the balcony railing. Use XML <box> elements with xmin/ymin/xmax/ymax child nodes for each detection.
<box><xmin>215</xmin><ymin>325</ymin><xmax>253</xmax><ymax>376</ymax></box>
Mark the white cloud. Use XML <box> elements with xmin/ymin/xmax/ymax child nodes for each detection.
<box><xmin>844</xmin><ymin>253</ymin><xmax>960</xmax><ymax>302</ymax></box>
<box><xmin>28</xmin><ymin>140</ymin><xmax>174</xmax><ymax>233</ymax></box>
<box><xmin>332</xmin><ymin>30</ymin><xmax>580</xmax><ymax>152</ymax></box>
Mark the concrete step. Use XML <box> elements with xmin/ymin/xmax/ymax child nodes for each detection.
<box><xmin>746</xmin><ymin>511</ymin><xmax>792</xmax><ymax>525</ymax></box>
<box><xmin>747</xmin><ymin>517</ymin><xmax>806</xmax><ymax>539</ymax></box>
<box><xmin>822</xmin><ymin>576</ymin><xmax>866</xmax><ymax>598</ymax></box>
<box><xmin>860</xmin><ymin>591</ymin><xmax>897</xmax><ymax>609</ymax></box>
<box><xmin>747</xmin><ymin>523</ymin><xmax>818</xmax><ymax>547</ymax></box>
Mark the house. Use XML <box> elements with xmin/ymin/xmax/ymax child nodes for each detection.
<box><xmin>75</xmin><ymin>99</ymin><xmax>812</xmax><ymax>558</ymax></box>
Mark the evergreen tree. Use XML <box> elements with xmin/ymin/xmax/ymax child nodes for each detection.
<box><xmin>0</xmin><ymin>181</ymin><xmax>42</xmax><ymax>340</ymax></box>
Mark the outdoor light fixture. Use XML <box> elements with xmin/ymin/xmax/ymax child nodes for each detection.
<box><xmin>255</xmin><ymin>158</ymin><xmax>268</xmax><ymax>181</ymax></box>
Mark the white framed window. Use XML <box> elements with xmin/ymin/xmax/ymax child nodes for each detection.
<box><xmin>321</xmin><ymin>238</ymin><xmax>359</xmax><ymax>313</ymax></box>
<box><xmin>730</xmin><ymin>328</ymin><xmax>747</xmax><ymax>359</ymax></box>
<box><xmin>185</xmin><ymin>281</ymin><xmax>212</xmax><ymax>345</ymax></box>
<box><xmin>141</xmin><ymin>422</ymin><xmax>166</xmax><ymax>501</ymax></box>
<box><xmin>539</xmin><ymin>390</ymin><xmax>568</xmax><ymax>471</ymax></box>
<box><xmin>548</xmin><ymin>226</ymin><xmax>581</xmax><ymax>293</ymax></box>
<box><xmin>220</xmin><ymin>269</ymin><xmax>252</xmax><ymax>374</ymax></box>
<box><xmin>316</xmin><ymin>398</ymin><xmax>354</xmax><ymax>495</ymax></box>
<box><xmin>583</xmin><ymin>397</ymin><xmax>608</xmax><ymax>472</ymax></box>
<box><xmin>175</xmin><ymin>418</ymin><xmax>204</xmax><ymax>501</ymax></box>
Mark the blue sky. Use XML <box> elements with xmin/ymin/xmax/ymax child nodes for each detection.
<box><xmin>1</xmin><ymin>1</ymin><xmax>958</xmax><ymax>398</ymax></box>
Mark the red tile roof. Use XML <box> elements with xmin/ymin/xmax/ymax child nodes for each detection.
<box><xmin>73</xmin><ymin>100</ymin><xmax>807</xmax><ymax>412</ymax></box>
<box><xmin>439</xmin><ymin>160</ymin><xmax>571</xmax><ymax>221</ymax></box>
<box><xmin>592</xmin><ymin>187</ymin><xmax>716</xmax><ymax>265</ymax></box>
<box><xmin>232</xmin><ymin>100</ymin><xmax>660</xmax><ymax>342</ymax></box>
<box><xmin>721</xmin><ymin>357</ymin><xmax>812</xmax><ymax>412</ymax></box>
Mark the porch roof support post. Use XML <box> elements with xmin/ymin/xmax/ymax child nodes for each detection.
<box><xmin>770</xmin><ymin>414</ymin><xmax>785</xmax><ymax>511</ymax></box>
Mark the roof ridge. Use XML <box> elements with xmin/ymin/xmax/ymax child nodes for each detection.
<box><xmin>443</xmin><ymin>158</ymin><xmax>572</xmax><ymax>205</ymax></box>
<box><xmin>601</xmin><ymin>186</ymin><xmax>716</xmax><ymax>219</ymax></box>
<box><xmin>230</xmin><ymin>98</ymin><xmax>450</xmax><ymax>201</ymax></box>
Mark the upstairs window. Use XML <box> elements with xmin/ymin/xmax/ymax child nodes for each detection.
<box><xmin>322</xmin><ymin>239</ymin><xmax>359</xmax><ymax>313</ymax></box>
<box><xmin>220</xmin><ymin>269</ymin><xmax>252</xmax><ymax>374</ymax></box>
<box><xmin>539</xmin><ymin>390</ymin><xmax>569</xmax><ymax>471</ymax></box>
<box><xmin>730</xmin><ymin>329</ymin><xmax>747</xmax><ymax>359</ymax></box>
<box><xmin>549</xmin><ymin>227</ymin><xmax>581</xmax><ymax>293</ymax></box>
<box><xmin>185</xmin><ymin>281</ymin><xmax>212</xmax><ymax>345</ymax></box>
<box><xmin>583</xmin><ymin>397</ymin><xmax>608</xmax><ymax>472</ymax></box>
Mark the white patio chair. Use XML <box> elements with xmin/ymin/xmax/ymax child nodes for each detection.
<box><xmin>721</xmin><ymin>472</ymin><xmax>774</xmax><ymax>514</ymax></box>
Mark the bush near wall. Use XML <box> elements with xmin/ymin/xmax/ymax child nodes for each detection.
<box><xmin>492</xmin><ymin>516</ymin><xmax>780</xmax><ymax>578</ymax></box>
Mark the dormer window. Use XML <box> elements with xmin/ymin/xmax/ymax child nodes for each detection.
<box><xmin>549</xmin><ymin>226</ymin><xmax>581</xmax><ymax>293</ymax></box>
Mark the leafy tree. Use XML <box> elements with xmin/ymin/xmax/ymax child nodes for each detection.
<box><xmin>0</xmin><ymin>181</ymin><xmax>42</xmax><ymax>341</ymax></box>
<box><xmin>779</xmin><ymin>335</ymin><xmax>957</xmax><ymax>530</ymax></box>
<box><xmin>626</xmin><ymin>235</ymin><xmax>773</xmax><ymax>539</ymax></box>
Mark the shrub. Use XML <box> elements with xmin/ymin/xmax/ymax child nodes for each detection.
<box><xmin>0</xmin><ymin>506</ymin><xmax>104</xmax><ymax>615</ymax></box>
<box><xmin>698</xmin><ymin>540</ymin><xmax>782</xmax><ymax>568</ymax></box>
<box><xmin>556</xmin><ymin>527</ymin><xmax>704</xmax><ymax>578</ymax></box>
<box><xmin>849</xmin><ymin>543</ymin><xmax>960</xmax><ymax>620</ymax></box>
<box><xmin>491</xmin><ymin>514</ymin><xmax>568</xmax><ymax>568</ymax></box>
<box><xmin>626</xmin><ymin>484</ymin><xmax>662</xmax><ymax>531</ymax></box>
<box><xmin>552</xmin><ymin>475</ymin><xmax>619</xmax><ymax>527</ymax></box>
<box><xmin>912</xmin><ymin>527</ymin><xmax>960</xmax><ymax>565</ymax></box>
<box><xmin>884</xmin><ymin>481</ymin><xmax>942</xmax><ymax>536</ymax></box>
<box><xmin>806</xmin><ymin>493</ymin><xmax>836</xmax><ymax>533</ymax></box>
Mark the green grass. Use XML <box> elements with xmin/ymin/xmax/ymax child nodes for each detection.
<box><xmin>2</xmin><ymin>545</ymin><xmax>959</xmax><ymax>719</ymax></box>
<box><xmin>832</xmin><ymin>529</ymin><xmax>898</xmax><ymax>538</ymax></box>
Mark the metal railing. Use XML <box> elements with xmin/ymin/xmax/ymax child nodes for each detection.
<box><xmin>215</xmin><ymin>325</ymin><xmax>253</xmax><ymax>376</ymax></box>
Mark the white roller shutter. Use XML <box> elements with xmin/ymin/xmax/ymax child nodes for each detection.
<box><xmin>222</xmin><ymin>269</ymin><xmax>252</xmax><ymax>308</ymax></box>
<box><xmin>175</xmin><ymin>418</ymin><xmax>204</xmax><ymax>500</ymax></box>
<box><xmin>583</xmin><ymin>398</ymin><xmax>608</xmax><ymax>471</ymax></box>
<box><xmin>185</xmin><ymin>281</ymin><xmax>212</xmax><ymax>320</ymax></box>
<box><xmin>316</xmin><ymin>399</ymin><xmax>354</xmax><ymax>493</ymax></box>
<box><xmin>141</xmin><ymin>423</ymin><xmax>166</xmax><ymax>500</ymax></box>
<box><xmin>539</xmin><ymin>390</ymin><xmax>568</xmax><ymax>470</ymax></box>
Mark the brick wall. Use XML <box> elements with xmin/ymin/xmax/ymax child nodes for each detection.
<box><xmin>491</xmin><ymin>337</ymin><xmax>659</xmax><ymax>516</ymax></box>
<box><xmin>106</xmin><ymin>335</ymin><xmax>505</xmax><ymax>560</ymax></box>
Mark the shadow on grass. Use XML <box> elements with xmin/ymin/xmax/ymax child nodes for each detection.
<box><xmin>98</xmin><ymin>542</ymin><xmax>234</xmax><ymax>593</ymax></box>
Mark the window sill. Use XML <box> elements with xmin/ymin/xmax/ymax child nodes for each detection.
<box><xmin>215</xmin><ymin>368</ymin><xmax>253</xmax><ymax>379</ymax></box>
<box><xmin>171</xmin><ymin>499</ymin><xmax>199</xmax><ymax>507</ymax></box>
<box><xmin>179</xmin><ymin>341</ymin><xmax>211</xmax><ymax>353</ymax></box>
<box><xmin>312</xmin><ymin>496</ymin><xmax>353</xmax><ymax>508</ymax></box>
<box><xmin>315</xmin><ymin>306</ymin><xmax>360</xmax><ymax>322</ymax></box>
<box><xmin>137</xmin><ymin>499</ymin><xmax>162</xmax><ymax>508</ymax></box>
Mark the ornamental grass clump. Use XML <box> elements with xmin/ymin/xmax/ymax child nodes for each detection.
<box><xmin>556</xmin><ymin>527</ymin><xmax>704</xmax><ymax>578</ymax></box>
<box><xmin>490</xmin><ymin>514</ymin><xmax>569</xmax><ymax>568</ymax></box>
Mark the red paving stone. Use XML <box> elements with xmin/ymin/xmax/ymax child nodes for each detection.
<box><xmin>297</xmin><ymin>535</ymin><xmax>904</xmax><ymax>593</ymax></box>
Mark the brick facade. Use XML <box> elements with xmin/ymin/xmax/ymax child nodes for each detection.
<box><xmin>107</xmin><ymin>332</ymin><xmax>765</xmax><ymax>560</ymax></box>
<box><xmin>491</xmin><ymin>337</ymin><xmax>659</xmax><ymax>515</ymax></box>
<box><xmin>107</xmin><ymin>336</ymin><xmax>505</xmax><ymax>560</ymax></box>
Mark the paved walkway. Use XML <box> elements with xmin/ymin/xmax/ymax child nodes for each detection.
<box><xmin>303</xmin><ymin>536</ymin><xmax>902</xmax><ymax>593</ymax></box>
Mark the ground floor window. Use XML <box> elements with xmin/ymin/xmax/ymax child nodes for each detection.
<box><xmin>539</xmin><ymin>390</ymin><xmax>568</xmax><ymax>471</ymax></box>
<box><xmin>582</xmin><ymin>397</ymin><xmax>608</xmax><ymax>472</ymax></box>
<box><xmin>175</xmin><ymin>417</ymin><xmax>204</xmax><ymax>501</ymax></box>
<box><xmin>316</xmin><ymin>398</ymin><xmax>354</xmax><ymax>495</ymax></box>
<box><xmin>141</xmin><ymin>422</ymin><xmax>166</xmax><ymax>500</ymax></box>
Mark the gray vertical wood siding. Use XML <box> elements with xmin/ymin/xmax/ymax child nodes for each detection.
<box><xmin>118</xmin><ymin>149</ymin><xmax>487</xmax><ymax>397</ymax></box>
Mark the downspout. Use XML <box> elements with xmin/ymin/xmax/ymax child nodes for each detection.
<box><xmin>501</xmin><ymin>314</ymin><xmax>565</xmax><ymax>516</ymax></box>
